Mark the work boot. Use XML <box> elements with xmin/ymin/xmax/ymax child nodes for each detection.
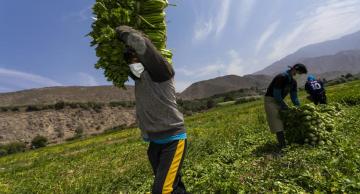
<box><xmin>276</xmin><ymin>131</ymin><xmax>286</xmax><ymax>149</ymax></box>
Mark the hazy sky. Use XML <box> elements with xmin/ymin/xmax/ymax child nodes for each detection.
<box><xmin>1</xmin><ymin>0</ymin><xmax>360</xmax><ymax>93</ymax></box>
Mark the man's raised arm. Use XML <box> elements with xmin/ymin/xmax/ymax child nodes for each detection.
<box><xmin>116</xmin><ymin>25</ymin><xmax>174</xmax><ymax>82</ymax></box>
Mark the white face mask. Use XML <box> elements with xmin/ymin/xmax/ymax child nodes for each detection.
<box><xmin>129</xmin><ymin>63</ymin><xmax>144</xmax><ymax>78</ymax></box>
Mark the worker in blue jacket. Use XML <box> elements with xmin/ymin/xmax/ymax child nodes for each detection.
<box><xmin>264</xmin><ymin>64</ymin><xmax>308</xmax><ymax>149</ymax></box>
<box><xmin>305</xmin><ymin>75</ymin><xmax>327</xmax><ymax>105</ymax></box>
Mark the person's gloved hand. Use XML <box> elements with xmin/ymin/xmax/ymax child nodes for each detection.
<box><xmin>116</xmin><ymin>25</ymin><xmax>146</xmax><ymax>55</ymax></box>
<box><xmin>115</xmin><ymin>25</ymin><xmax>135</xmax><ymax>42</ymax></box>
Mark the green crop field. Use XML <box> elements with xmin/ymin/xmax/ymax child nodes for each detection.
<box><xmin>0</xmin><ymin>80</ymin><xmax>359</xmax><ymax>193</ymax></box>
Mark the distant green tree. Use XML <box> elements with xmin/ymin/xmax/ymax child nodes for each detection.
<box><xmin>44</xmin><ymin>104</ymin><xmax>55</xmax><ymax>109</ymax></box>
<box><xmin>224</xmin><ymin>95</ymin><xmax>235</xmax><ymax>102</ymax></box>
<box><xmin>31</xmin><ymin>135</ymin><xmax>48</xmax><ymax>149</ymax></box>
<box><xmin>75</xmin><ymin>126</ymin><xmax>84</xmax><ymax>137</ymax></box>
<box><xmin>207</xmin><ymin>99</ymin><xmax>216</xmax><ymax>109</ymax></box>
<box><xmin>6</xmin><ymin>142</ymin><xmax>26</xmax><ymax>154</ymax></box>
<box><xmin>345</xmin><ymin>73</ymin><xmax>353</xmax><ymax>79</ymax></box>
<box><xmin>10</xmin><ymin>107</ymin><xmax>20</xmax><ymax>112</ymax></box>
<box><xmin>68</xmin><ymin>103</ymin><xmax>80</xmax><ymax>109</ymax></box>
<box><xmin>92</xmin><ymin>103</ymin><xmax>103</xmax><ymax>113</ymax></box>
<box><xmin>26</xmin><ymin>105</ymin><xmax>41</xmax><ymax>112</ymax></box>
<box><xmin>54</xmin><ymin>101</ymin><xmax>65</xmax><ymax>110</ymax></box>
<box><xmin>177</xmin><ymin>99</ymin><xmax>184</xmax><ymax>106</ymax></box>
<box><xmin>0</xmin><ymin>107</ymin><xmax>8</xmax><ymax>112</ymax></box>
<box><xmin>0</xmin><ymin>148</ymin><xmax>7</xmax><ymax>156</ymax></box>
<box><xmin>79</xmin><ymin>103</ymin><xmax>90</xmax><ymax>110</ymax></box>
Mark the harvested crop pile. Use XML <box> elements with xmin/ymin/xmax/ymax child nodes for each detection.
<box><xmin>281</xmin><ymin>103</ymin><xmax>343</xmax><ymax>146</ymax></box>
<box><xmin>89</xmin><ymin>0</ymin><xmax>172</xmax><ymax>87</ymax></box>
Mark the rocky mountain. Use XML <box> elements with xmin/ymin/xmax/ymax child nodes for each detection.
<box><xmin>0</xmin><ymin>85</ymin><xmax>135</xmax><ymax>107</ymax></box>
<box><xmin>179</xmin><ymin>74</ymin><xmax>272</xmax><ymax>100</ymax></box>
<box><xmin>256</xmin><ymin>30</ymin><xmax>360</xmax><ymax>75</ymax></box>
<box><xmin>178</xmin><ymin>47</ymin><xmax>360</xmax><ymax>101</ymax></box>
<box><xmin>180</xmin><ymin>31</ymin><xmax>360</xmax><ymax>101</ymax></box>
<box><xmin>267</xmin><ymin>49</ymin><xmax>360</xmax><ymax>85</ymax></box>
<box><xmin>301</xmin><ymin>50</ymin><xmax>360</xmax><ymax>75</ymax></box>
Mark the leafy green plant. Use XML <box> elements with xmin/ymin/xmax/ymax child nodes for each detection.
<box><xmin>26</xmin><ymin>105</ymin><xmax>41</xmax><ymax>112</ymax></box>
<box><xmin>89</xmin><ymin>0</ymin><xmax>172</xmax><ymax>87</ymax></box>
<box><xmin>4</xmin><ymin>142</ymin><xmax>26</xmax><ymax>154</ymax></box>
<box><xmin>235</xmin><ymin>96</ymin><xmax>260</xmax><ymax>105</ymax></box>
<box><xmin>0</xmin><ymin>149</ymin><xmax>7</xmax><ymax>157</ymax></box>
<box><xmin>31</xmin><ymin>135</ymin><xmax>48</xmax><ymax>149</ymax></box>
<box><xmin>75</xmin><ymin>126</ymin><xmax>84</xmax><ymax>137</ymax></box>
<box><xmin>0</xmin><ymin>107</ymin><xmax>8</xmax><ymax>112</ymax></box>
<box><xmin>54</xmin><ymin>101</ymin><xmax>65</xmax><ymax>110</ymax></box>
<box><xmin>10</xmin><ymin>107</ymin><xmax>19</xmax><ymax>112</ymax></box>
<box><xmin>206</xmin><ymin>99</ymin><xmax>216</xmax><ymax>109</ymax></box>
<box><xmin>68</xmin><ymin>102</ymin><xmax>80</xmax><ymax>109</ymax></box>
<box><xmin>281</xmin><ymin>103</ymin><xmax>342</xmax><ymax>145</ymax></box>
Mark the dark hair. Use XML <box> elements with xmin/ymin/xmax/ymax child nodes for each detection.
<box><xmin>293</xmin><ymin>63</ymin><xmax>308</xmax><ymax>74</ymax></box>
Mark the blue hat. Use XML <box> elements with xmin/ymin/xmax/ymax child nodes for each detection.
<box><xmin>307</xmin><ymin>74</ymin><xmax>316</xmax><ymax>81</ymax></box>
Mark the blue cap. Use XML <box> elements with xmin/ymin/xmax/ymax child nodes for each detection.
<box><xmin>307</xmin><ymin>74</ymin><xmax>316</xmax><ymax>81</ymax></box>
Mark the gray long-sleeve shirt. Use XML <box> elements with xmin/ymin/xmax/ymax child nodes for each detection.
<box><xmin>116</xmin><ymin>26</ymin><xmax>185</xmax><ymax>141</ymax></box>
<box><xmin>135</xmin><ymin>71</ymin><xmax>185</xmax><ymax>140</ymax></box>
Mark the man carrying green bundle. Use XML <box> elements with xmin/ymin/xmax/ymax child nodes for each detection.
<box><xmin>116</xmin><ymin>25</ymin><xmax>188</xmax><ymax>194</ymax></box>
<box><xmin>264</xmin><ymin>64</ymin><xmax>308</xmax><ymax>149</ymax></box>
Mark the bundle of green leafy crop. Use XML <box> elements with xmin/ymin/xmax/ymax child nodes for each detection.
<box><xmin>89</xmin><ymin>0</ymin><xmax>172</xmax><ymax>87</ymax></box>
<box><xmin>281</xmin><ymin>103</ymin><xmax>342</xmax><ymax>146</ymax></box>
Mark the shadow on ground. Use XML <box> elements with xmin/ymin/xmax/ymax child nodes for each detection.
<box><xmin>252</xmin><ymin>141</ymin><xmax>282</xmax><ymax>157</ymax></box>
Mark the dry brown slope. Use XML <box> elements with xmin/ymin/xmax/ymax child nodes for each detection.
<box><xmin>179</xmin><ymin>74</ymin><xmax>272</xmax><ymax>100</ymax></box>
<box><xmin>0</xmin><ymin>106</ymin><xmax>136</xmax><ymax>145</ymax></box>
<box><xmin>0</xmin><ymin>85</ymin><xmax>135</xmax><ymax>107</ymax></box>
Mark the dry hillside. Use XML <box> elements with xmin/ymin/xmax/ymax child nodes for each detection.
<box><xmin>179</xmin><ymin>74</ymin><xmax>272</xmax><ymax>100</ymax></box>
<box><xmin>0</xmin><ymin>106</ymin><xmax>136</xmax><ymax>145</ymax></box>
<box><xmin>0</xmin><ymin>85</ymin><xmax>135</xmax><ymax>107</ymax></box>
<box><xmin>0</xmin><ymin>85</ymin><xmax>138</xmax><ymax>145</ymax></box>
